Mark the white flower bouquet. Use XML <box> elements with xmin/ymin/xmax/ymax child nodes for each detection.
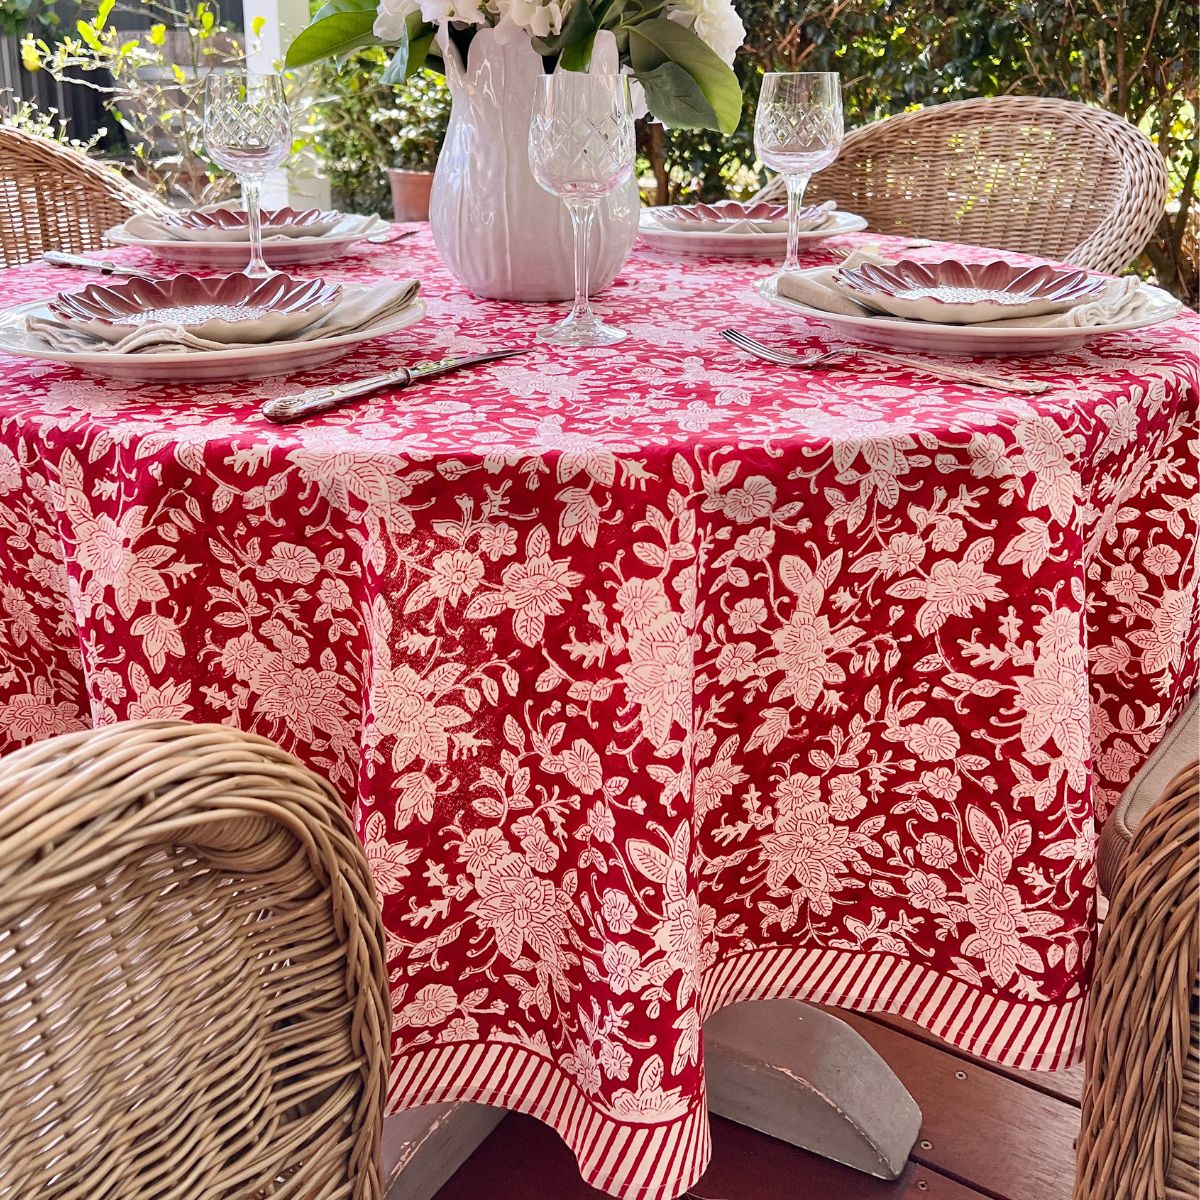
<box><xmin>286</xmin><ymin>0</ymin><xmax>746</xmax><ymax>134</ymax></box>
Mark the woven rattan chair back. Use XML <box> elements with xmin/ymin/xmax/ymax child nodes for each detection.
<box><xmin>1074</xmin><ymin>760</ymin><xmax>1199</xmax><ymax>1200</ymax></box>
<box><xmin>0</xmin><ymin>125</ymin><xmax>167</xmax><ymax>268</ymax></box>
<box><xmin>0</xmin><ymin>721</ymin><xmax>390</xmax><ymax>1200</ymax></box>
<box><xmin>754</xmin><ymin>97</ymin><xmax>1166</xmax><ymax>274</ymax></box>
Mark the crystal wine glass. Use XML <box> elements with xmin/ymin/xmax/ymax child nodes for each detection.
<box><xmin>203</xmin><ymin>71</ymin><xmax>292</xmax><ymax>278</ymax></box>
<box><xmin>528</xmin><ymin>72</ymin><xmax>635</xmax><ymax>347</ymax></box>
<box><xmin>754</xmin><ymin>72</ymin><xmax>843</xmax><ymax>273</ymax></box>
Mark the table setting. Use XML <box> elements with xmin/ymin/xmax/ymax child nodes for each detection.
<box><xmin>0</xmin><ymin>42</ymin><xmax>1197</xmax><ymax>1200</ymax></box>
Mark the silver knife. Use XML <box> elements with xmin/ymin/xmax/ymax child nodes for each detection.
<box><xmin>42</xmin><ymin>250</ymin><xmax>153</xmax><ymax>279</ymax></box>
<box><xmin>260</xmin><ymin>346</ymin><xmax>534</xmax><ymax>424</ymax></box>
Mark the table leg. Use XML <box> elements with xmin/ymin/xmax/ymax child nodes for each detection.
<box><xmin>703</xmin><ymin>998</ymin><xmax>922</xmax><ymax>1180</ymax></box>
<box><xmin>381</xmin><ymin>1000</ymin><xmax>921</xmax><ymax>1197</ymax></box>
<box><xmin>383</xmin><ymin>1102</ymin><xmax>504</xmax><ymax>1200</ymax></box>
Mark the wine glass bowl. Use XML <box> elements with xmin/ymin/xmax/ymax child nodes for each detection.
<box><xmin>754</xmin><ymin>72</ymin><xmax>843</xmax><ymax>272</ymax></box>
<box><xmin>528</xmin><ymin>73</ymin><xmax>635</xmax><ymax>347</ymax></box>
<box><xmin>203</xmin><ymin>72</ymin><xmax>292</xmax><ymax>278</ymax></box>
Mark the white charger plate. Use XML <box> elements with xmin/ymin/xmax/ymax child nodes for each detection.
<box><xmin>105</xmin><ymin>215</ymin><xmax>393</xmax><ymax>269</ymax></box>
<box><xmin>757</xmin><ymin>273</ymin><xmax>1182</xmax><ymax>355</ymax></box>
<box><xmin>0</xmin><ymin>298</ymin><xmax>427</xmax><ymax>382</ymax></box>
<box><xmin>638</xmin><ymin>208</ymin><xmax>867</xmax><ymax>258</ymax></box>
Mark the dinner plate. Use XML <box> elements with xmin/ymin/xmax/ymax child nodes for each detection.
<box><xmin>832</xmin><ymin>258</ymin><xmax>1106</xmax><ymax>324</ymax></box>
<box><xmin>0</xmin><ymin>297</ymin><xmax>427</xmax><ymax>382</ymax></box>
<box><xmin>652</xmin><ymin>200</ymin><xmax>792</xmax><ymax>234</ymax></box>
<box><xmin>160</xmin><ymin>206</ymin><xmax>345</xmax><ymax>242</ymax></box>
<box><xmin>638</xmin><ymin>208</ymin><xmax>867</xmax><ymax>257</ymax></box>
<box><xmin>758</xmin><ymin>272</ymin><xmax>1182</xmax><ymax>355</ymax></box>
<box><xmin>105</xmin><ymin>214</ymin><xmax>393</xmax><ymax>268</ymax></box>
<box><xmin>49</xmin><ymin>273</ymin><xmax>342</xmax><ymax>344</ymax></box>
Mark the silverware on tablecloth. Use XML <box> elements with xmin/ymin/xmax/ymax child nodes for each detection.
<box><xmin>41</xmin><ymin>251</ymin><xmax>154</xmax><ymax>280</ymax></box>
<box><xmin>719</xmin><ymin>328</ymin><xmax>1051</xmax><ymax>395</ymax></box>
<box><xmin>261</xmin><ymin>346</ymin><xmax>533</xmax><ymax>424</ymax></box>
<box><xmin>367</xmin><ymin>229</ymin><xmax>419</xmax><ymax>245</ymax></box>
<box><xmin>829</xmin><ymin>239</ymin><xmax>934</xmax><ymax>259</ymax></box>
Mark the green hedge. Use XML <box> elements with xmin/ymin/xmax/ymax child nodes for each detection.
<box><xmin>311</xmin><ymin>53</ymin><xmax>449</xmax><ymax>216</ymax></box>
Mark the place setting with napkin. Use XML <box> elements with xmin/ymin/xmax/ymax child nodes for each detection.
<box><xmin>103</xmin><ymin>202</ymin><xmax>400</xmax><ymax>270</ymax></box>
<box><xmin>758</xmin><ymin>243</ymin><xmax>1183</xmax><ymax>354</ymax></box>
<box><xmin>0</xmin><ymin>270</ymin><xmax>427</xmax><ymax>383</ymax></box>
<box><xmin>639</xmin><ymin>198</ymin><xmax>868</xmax><ymax>258</ymax></box>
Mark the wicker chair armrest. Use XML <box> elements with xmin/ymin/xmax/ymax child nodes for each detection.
<box><xmin>1097</xmin><ymin>693</ymin><xmax>1199</xmax><ymax>896</ymax></box>
<box><xmin>1076</xmin><ymin>753</ymin><xmax>1199</xmax><ymax>1200</ymax></box>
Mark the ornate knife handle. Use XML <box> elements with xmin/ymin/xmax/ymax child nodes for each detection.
<box><xmin>42</xmin><ymin>251</ymin><xmax>152</xmax><ymax>279</ymax></box>
<box><xmin>261</xmin><ymin>368</ymin><xmax>413</xmax><ymax>424</ymax></box>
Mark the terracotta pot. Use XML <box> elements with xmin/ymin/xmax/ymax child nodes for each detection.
<box><xmin>388</xmin><ymin>169</ymin><xmax>435</xmax><ymax>223</ymax></box>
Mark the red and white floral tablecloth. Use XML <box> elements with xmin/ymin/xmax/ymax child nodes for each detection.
<box><xmin>0</xmin><ymin>230</ymin><xmax>1196</xmax><ymax>1199</ymax></box>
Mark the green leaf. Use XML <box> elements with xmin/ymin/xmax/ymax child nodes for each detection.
<box><xmin>628</xmin><ymin>18</ymin><xmax>741</xmax><ymax>133</ymax></box>
<box><xmin>635</xmin><ymin>60</ymin><xmax>719</xmax><ymax>130</ymax></box>
<box><xmin>95</xmin><ymin>0</ymin><xmax>114</xmax><ymax>31</ymax></box>
<box><xmin>312</xmin><ymin>0</ymin><xmax>377</xmax><ymax>23</ymax></box>
<box><xmin>75</xmin><ymin>20</ymin><xmax>104</xmax><ymax>51</ymax></box>
<box><xmin>559</xmin><ymin>32</ymin><xmax>596</xmax><ymax>72</ymax></box>
<box><xmin>380</xmin><ymin>12</ymin><xmax>433</xmax><ymax>82</ymax></box>
<box><xmin>252</xmin><ymin>15</ymin><xmax>266</xmax><ymax>36</ymax></box>
<box><xmin>147</xmin><ymin>22</ymin><xmax>166</xmax><ymax>46</ymax></box>
<box><xmin>284</xmin><ymin>9</ymin><xmax>377</xmax><ymax>68</ymax></box>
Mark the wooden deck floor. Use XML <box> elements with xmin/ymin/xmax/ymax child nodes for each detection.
<box><xmin>433</xmin><ymin>1009</ymin><xmax>1082</xmax><ymax>1200</ymax></box>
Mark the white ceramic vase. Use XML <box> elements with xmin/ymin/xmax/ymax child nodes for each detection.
<box><xmin>429</xmin><ymin>22</ymin><xmax>641</xmax><ymax>303</ymax></box>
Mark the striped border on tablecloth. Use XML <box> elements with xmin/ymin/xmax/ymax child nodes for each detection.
<box><xmin>387</xmin><ymin>1041</ymin><xmax>712</xmax><ymax>1200</ymax></box>
<box><xmin>700</xmin><ymin>945</ymin><xmax>1086</xmax><ymax>1072</ymax></box>
<box><xmin>386</xmin><ymin>945</ymin><xmax>1085</xmax><ymax>1200</ymax></box>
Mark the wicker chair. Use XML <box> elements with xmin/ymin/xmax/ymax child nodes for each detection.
<box><xmin>1075</xmin><ymin>695</ymin><xmax>1199</xmax><ymax>1200</ymax></box>
<box><xmin>754</xmin><ymin>97</ymin><xmax>1167</xmax><ymax>274</ymax></box>
<box><xmin>0</xmin><ymin>721</ymin><xmax>390</xmax><ymax>1200</ymax></box>
<box><xmin>0</xmin><ymin>125</ymin><xmax>167</xmax><ymax>268</ymax></box>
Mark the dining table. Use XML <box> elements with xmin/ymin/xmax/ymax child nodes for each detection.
<box><xmin>0</xmin><ymin>226</ymin><xmax>1196</xmax><ymax>1200</ymax></box>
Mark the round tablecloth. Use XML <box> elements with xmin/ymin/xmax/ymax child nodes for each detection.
<box><xmin>0</xmin><ymin>230</ymin><xmax>1196</xmax><ymax>1200</ymax></box>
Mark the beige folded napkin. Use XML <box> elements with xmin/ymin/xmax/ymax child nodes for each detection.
<box><xmin>776</xmin><ymin>247</ymin><xmax>890</xmax><ymax>315</ymax></box>
<box><xmin>778</xmin><ymin>258</ymin><xmax>1150</xmax><ymax>328</ymax></box>
<box><xmin>120</xmin><ymin>205</ymin><xmax>390</xmax><ymax>244</ymax></box>
<box><xmin>983</xmin><ymin>276</ymin><xmax>1149</xmax><ymax>328</ymax></box>
<box><xmin>27</xmin><ymin>280</ymin><xmax>420</xmax><ymax>356</ymax></box>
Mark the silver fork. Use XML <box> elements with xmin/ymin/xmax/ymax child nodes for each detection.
<box><xmin>720</xmin><ymin>329</ymin><xmax>1051</xmax><ymax>395</ymax></box>
<box><xmin>367</xmin><ymin>229</ymin><xmax>419</xmax><ymax>245</ymax></box>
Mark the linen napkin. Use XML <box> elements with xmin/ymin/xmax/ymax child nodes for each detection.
<box><xmin>776</xmin><ymin>246</ymin><xmax>890</xmax><ymax>315</ymax></box>
<box><xmin>982</xmin><ymin>275</ymin><xmax>1149</xmax><ymax>328</ymax></box>
<box><xmin>120</xmin><ymin>205</ymin><xmax>391</xmax><ymax>244</ymax></box>
<box><xmin>26</xmin><ymin>280</ymin><xmax>421</xmax><ymax>356</ymax></box>
<box><xmin>777</xmin><ymin>257</ymin><xmax>1150</xmax><ymax>327</ymax></box>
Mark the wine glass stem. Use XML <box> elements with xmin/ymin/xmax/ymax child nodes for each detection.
<box><xmin>784</xmin><ymin>173</ymin><xmax>811</xmax><ymax>271</ymax></box>
<box><xmin>243</xmin><ymin>174</ymin><xmax>270</xmax><ymax>277</ymax></box>
<box><xmin>565</xmin><ymin>198</ymin><xmax>597</xmax><ymax>326</ymax></box>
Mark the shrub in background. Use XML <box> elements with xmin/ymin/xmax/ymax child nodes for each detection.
<box><xmin>0</xmin><ymin>86</ymin><xmax>101</xmax><ymax>148</ymax></box>
<box><xmin>18</xmin><ymin>0</ymin><xmax>254</xmax><ymax>203</ymax></box>
<box><xmin>311</xmin><ymin>52</ymin><xmax>449</xmax><ymax>216</ymax></box>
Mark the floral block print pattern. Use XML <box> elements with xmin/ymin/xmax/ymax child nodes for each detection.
<box><xmin>0</xmin><ymin>233</ymin><xmax>1196</xmax><ymax>1200</ymax></box>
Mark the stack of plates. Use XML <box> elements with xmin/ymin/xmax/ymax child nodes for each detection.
<box><xmin>639</xmin><ymin>199</ymin><xmax>867</xmax><ymax>257</ymax></box>
<box><xmin>106</xmin><ymin>204</ymin><xmax>395</xmax><ymax>269</ymax></box>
